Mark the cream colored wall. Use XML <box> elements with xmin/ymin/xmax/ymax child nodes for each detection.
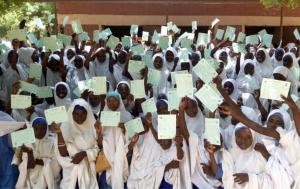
<box><xmin>58</xmin><ymin>14</ymin><xmax>300</xmax><ymax>26</ymax></box>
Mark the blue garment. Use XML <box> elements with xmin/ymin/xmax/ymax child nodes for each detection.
<box><xmin>213</xmin><ymin>163</ymin><xmax>223</xmax><ymax>180</ymax></box>
<box><xmin>98</xmin><ymin>171</ymin><xmax>112</xmax><ymax>189</ymax></box>
<box><xmin>0</xmin><ymin>134</ymin><xmax>19</xmax><ymax>189</ymax></box>
<box><xmin>159</xmin><ymin>177</ymin><xmax>173</xmax><ymax>189</ymax></box>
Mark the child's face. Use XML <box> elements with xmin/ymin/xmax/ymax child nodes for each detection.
<box><xmin>31</xmin><ymin>50</ymin><xmax>39</xmax><ymax>62</ymax></box>
<box><xmin>244</xmin><ymin>63</ymin><xmax>254</xmax><ymax>75</ymax></box>
<box><xmin>96</xmin><ymin>50</ymin><xmax>106</xmax><ymax>63</ymax></box>
<box><xmin>74</xmin><ymin>56</ymin><xmax>83</xmax><ymax>69</ymax></box>
<box><xmin>219</xmin><ymin>52</ymin><xmax>228</xmax><ymax>63</ymax></box>
<box><xmin>237</xmin><ymin>96</ymin><xmax>243</xmax><ymax>107</ymax></box>
<box><xmin>185</xmin><ymin>99</ymin><xmax>198</xmax><ymax>117</ymax></box>
<box><xmin>56</xmin><ymin>84</ymin><xmax>68</xmax><ymax>99</ymax></box>
<box><xmin>153</xmin><ymin>56</ymin><xmax>163</xmax><ymax>70</ymax></box>
<box><xmin>196</xmin><ymin>79</ymin><xmax>204</xmax><ymax>90</ymax></box>
<box><xmin>72</xmin><ymin>108</ymin><xmax>87</xmax><ymax>124</ymax></box>
<box><xmin>157</xmin><ymin>104</ymin><xmax>168</xmax><ymax>115</ymax></box>
<box><xmin>223</xmin><ymin>81</ymin><xmax>234</xmax><ymax>95</ymax></box>
<box><xmin>107</xmin><ymin>96</ymin><xmax>120</xmax><ymax>111</ymax></box>
<box><xmin>216</xmin><ymin>62</ymin><xmax>224</xmax><ymax>74</ymax></box>
<box><xmin>235</xmin><ymin>127</ymin><xmax>253</xmax><ymax>150</ymax></box>
<box><xmin>34</xmin><ymin>123</ymin><xmax>47</xmax><ymax>139</ymax></box>
<box><xmin>256</xmin><ymin>50</ymin><xmax>266</xmax><ymax>63</ymax></box>
<box><xmin>88</xmin><ymin>93</ymin><xmax>101</xmax><ymax>107</ymax></box>
<box><xmin>283</xmin><ymin>55</ymin><xmax>293</xmax><ymax>68</ymax></box>
<box><xmin>117</xmin><ymin>51</ymin><xmax>127</xmax><ymax>64</ymax></box>
<box><xmin>165</xmin><ymin>50</ymin><xmax>174</xmax><ymax>62</ymax></box>
<box><xmin>117</xmin><ymin>84</ymin><xmax>130</xmax><ymax>100</ymax></box>
<box><xmin>275</xmin><ymin>50</ymin><xmax>284</xmax><ymax>61</ymax></box>
<box><xmin>267</xmin><ymin>114</ymin><xmax>284</xmax><ymax>130</ymax></box>
<box><xmin>67</xmin><ymin>49</ymin><xmax>75</xmax><ymax>60</ymax></box>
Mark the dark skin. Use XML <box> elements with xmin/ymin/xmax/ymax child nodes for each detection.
<box><xmin>55</xmin><ymin>84</ymin><xmax>68</xmax><ymax>99</ymax></box>
<box><xmin>233</xmin><ymin>127</ymin><xmax>270</xmax><ymax>184</ymax></box>
<box><xmin>32</xmin><ymin>122</ymin><xmax>48</xmax><ymax>166</ymax></box>
<box><xmin>244</xmin><ymin>63</ymin><xmax>254</xmax><ymax>76</ymax></box>
<box><xmin>255</xmin><ymin>50</ymin><xmax>266</xmax><ymax>63</ymax></box>
<box><xmin>214</xmin><ymin>76</ymin><xmax>300</xmax><ymax>141</ymax></box>
<box><xmin>283</xmin><ymin>55</ymin><xmax>293</xmax><ymax>69</ymax></box>
<box><xmin>50</xmin><ymin>108</ymin><xmax>89</xmax><ymax>164</ymax></box>
<box><xmin>153</xmin><ymin>56</ymin><xmax>164</xmax><ymax>70</ymax></box>
<box><xmin>223</xmin><ymin>81</ymin><xmax>234</xmax><ymax>96</ymax></box>
<box><xmin>275</xmin><ymin>50</ymin><xmax>284</xmax><ymax>61</ymax></box>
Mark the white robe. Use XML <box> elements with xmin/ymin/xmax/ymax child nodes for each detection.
<box><xmin>55</xmin><ymin>99</ymin><xmax>99</xmax><ymax>189</ymax></box>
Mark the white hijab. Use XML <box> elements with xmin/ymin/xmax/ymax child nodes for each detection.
<box><xmin>222</xmin><ymin>78</ymin><xmax>241</xmax><ymax>101</ymax></box>
<box><xmin>54</xmin><ymin>82</ymin><xmax>72</xmax><ymax>108</ymax></box>
<box><xmin>184</xmin><ymin>96</ymin><xmax>205</xmax><ymax>137</ymax></box>
<box><xmin>151</xmin><ymin>53</ymin><xmax>170</xmax><ymax>97</ymax></box>
<box><xmin>164</xmin><ymin>47</ymin><xmax>178</xmax><ymax>71</ymax></box>
<box><xmin>45</xmin><ymin>54</ymin><xmax>62</xmax><ymax>87</ymax></box>
<box><xmin>60</xmin><ymin>98</ymin><xmax>97</xmax><ymax>149</ymax></box>
<box><xmin>255</xmin><ymin>48</ymin><xmax>273</xmax><ymax>78</ymax></box>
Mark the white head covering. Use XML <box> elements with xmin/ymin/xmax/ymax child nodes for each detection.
<box><xmin>164</xmin><ymin>47</ymin><xmax>178</xmax><ymax>71</ymax></box>
<box><xmin>18</xmin><ymin>47</ymin><xmax>35</xmax><ymax>65</ymax></box>
<box><xmin>54</xmin><ymin>82</ymin><xmax>72</xmax><ymax>108</ymax></box>
<box><xmin>222</xmin><ymin>79</ymin><xmax>240</xmax><ymax>101</ymax></box>
<box><xmin>151</xmin><ymin>53</ymin><xmax>170</xmax><ymax>97</ymax></box>
<box><xmin>241</xmin><ymin>93</ymin><xmax>258</xmax><ymax>110</ymax></box>
<box><xmin>273</xmin><ymin>66</ymin><xmax>289</xmax><ymax>78</ymax></box>
<box><xmin>60</xmin><ymin>99</ymin><xmax>97</xmax><ymax>150</ymax></box>
<box><xmin>267</xmin><ymin>109</ymin><xmax>293</xmax><ymax>132</ymax></box>
<box><xmin>283</xmin><ymin>52</ymin><xmax>299</xmax><ymax>68</ymax></box>
<box><xmin>255</xmin><ymin>48</ymin><xmax>273</xmax><ymax>78</ymax></box>
<box><xmin>184</xmin><ymin>96</ymin><xmax>205</xmax><ymax>137</ymax></box>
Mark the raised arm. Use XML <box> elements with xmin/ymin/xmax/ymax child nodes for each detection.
<box><xmin>214</xmin><ymin>77</ymin><xmax>280</xmax><ymax>140</ymax></box>
<box><xmin>282</xmin><ymin>95</ymin><xmax>300</xmax><ymax>137</ymax></box>
<box><xmin>178</xmin><ymin>98</ymin><xmax>190</xmax><ymax>142</ymax></box>
<box><xmin>50</xmin><ymin>122</ymin><xmax>69</xmax><ymax>157</ymax></box>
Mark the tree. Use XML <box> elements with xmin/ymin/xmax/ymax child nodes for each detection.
<box><xmin>0</xmin><ymin>1</ymin><xmax>55</xmax><ymax>37</ymax></box>
<box><xmin>260</xmin><ymin>0</ymin><xmax>300</xmax><ymax>41</ymax></box>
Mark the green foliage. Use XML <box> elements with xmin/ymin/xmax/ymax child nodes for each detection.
<box><xmin>260</xmin><ymin>0</ymin><xmax>300</xmax><ymax>9</ymax></box>
<box><xmin>0</xmin><ymin>1</ymin><xmax>55</xmax><ymax>37</ymax></box>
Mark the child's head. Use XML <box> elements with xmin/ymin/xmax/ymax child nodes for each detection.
<box><xmin>96</xmin><ymin>48</ymin><xmax>106</xmax><ymax>63</ymax></box>
<box><xmin>117</xmin><ymin>50</ymin><xmax>127</xmax><ymax>64</ymax></box>
<box><xmin>235</xmin><ymin>126</ymin><xmax>253</xmax><ymax>150</ymax></box>
<box><xmin>88</xmin><ymin>93</ymin><xmax>101</xmax><ymax>108</ymax></box>
<box><xmin>222</xmin><ymin>80</ymin><xmax>235</xmax><ymax>95</ymax></box>
<box><xmin>165</xmin><ymin>49</ymin><xmax>175</xmax><ymax>63</ymax></box>
<box><xmin>218</xmin><ymin>51</ymin><xmax>228</xmax><ymax>64</ymax></box>
<box><xmin>153</xmin><ymin>54</ymin><xmax>164</xmax><ymax>70</ymax></box>
<box><xmin>74</xmin><ymin>55</ymin><xmax>85</xmax><ymax>69</ymax></box>
<box><xmin>106</xmin><ymin>91</ymin><xmax>121</xmax><ymax>111</ymax></box>
<box><xmin>216</xmin><ymin>61</ymin><xmax>224</xmax><ymax>75</ymax></box>
<box><xmin>7</xmin><ymin>50</ymin><xmax>18</xmax><ymax>66</ymax></box>
<box><xmin>266</xmin><ymin>110</ymin><xmax>290</xmax><ymax>131</ymax></box>
<box><xmin>31</xmin><ymin>50</ymin><xmax>39</xmax><ymax>63</ymax></box>
<box><xmin>244</xmin><ymin>63</ymin><xmax>255</xmax><ymax>76</ymax></box>
<box><xmin>47</xmin><ymin>54</ymin><xmax>60</xmax><ymax>72</ymax></box>
<box><xmin>275</xmin><ymin>48</ymin><xmax>284</xmax><ymax>61</ymax></box>
<box><xmin>66</xmin><ymin>49</ymin><xmax>76</xmax><ymax>60</ymax></box>
<box><xmin>185</xmin><ymin>98</ymin><xmax>198</xmax><ymax>117</ymax></box>
<box><xmin>191</xmin><ymin>52</ymin><xmax>200</xmax><ymax>66</ymax></box>
<box><xmin>156</xmin><ymin>99</ymin><xmax>168</xmax><ymax>115</ymax></box>
<box><xmin>32</xmin><ymin>117</ymin><xmax>48</xmax><ymax>139</ymax></box>
<box><xmin>255</xmin><ymin>49</ymin><xmax>266</xmax><ymax>63</ymax></box>
<box><xmin>273</xmin><ymin>66</ymin><xmax>288</xmax><ymax>81</ymax></box>
<box><xmin>55</xmin><ymin>83</ymin><xmax>68</xmax><ymax>99</ymax></box>
<box><xmin>72</xmin><ymin>105</ymin><xmax>88</xmax><ymax>125</ymax></box>
<box><xmin>283</xmin><ymin>54</ymin><xmax>293</xmax><ymax>69</ymax></box>
<box><xmin>117</xmin><ymin>82</ymin><xmax>130</xmax><ymax>100</ymax></box>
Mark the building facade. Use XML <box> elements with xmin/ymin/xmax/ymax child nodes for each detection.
<box><xmin>53</xmin><ymin>0</ymin><xmax>300</xmax><ymax>45</ymax></box>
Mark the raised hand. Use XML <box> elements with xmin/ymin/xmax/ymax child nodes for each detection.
<box><xmin>49</xmin><ymin>122</ymin><xmax>61</xmax><ymax>134</ymax></box>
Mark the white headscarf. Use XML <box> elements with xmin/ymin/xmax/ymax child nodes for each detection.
<box><xmin>164</xmin><ymin>47</ymin><xmax>178</xmax><ymax>71</ymax></box>
<box><xmin>184</xmin><ymin>96</ymin><xmax>205</xmax><ymax>137</ymax></box>
<box><xmin>45</xmin><ymin>54</ymin><xmax>62</xmax><ymax>87</ymax></box>
<box><xmin>60</xmin><ymin>98</ymin><xmax>97</xmax><ymax>149</ymax></box>
<box><xmin>54</xmin><ymin>82</ymin><xmax>72</xmax><ymax>108</ymax></box>
<box><xmin>267</xmin><ymin>109</ymin><xmax>293</xmax><ymax>132</ymax></box>
<box><xmin>241</xmin><ymin>93</ymin><xmax>258</xmax><ymax>110</ymax></box>
<box><xmin>255</xmin><ymin>48</ymin><xmax>273</xmax><ymax>78</ymax></box>
<box><xmin>18</xmin><ymin>47</ymin><xmax>35</xmax><ymax>66</ymax></box>
<box><xmin>151</xmin><ymin>53</ymin><xmax>170</xmax><ymax>97</ymax></box>
<box><xmin>222</xmin><ymin>79</ymin><xmax>241</xmax><ymax>101</ymax></box>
